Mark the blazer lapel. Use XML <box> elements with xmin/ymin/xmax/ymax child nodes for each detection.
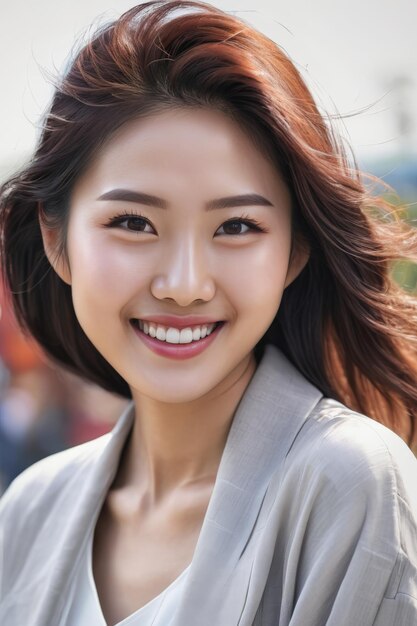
<box><xmin>171</xmin><ymin>344</ymin><xmax>323</xmax><ymax>625</ymax></box>
<box><xmin>37</xmin><ymin>401</ymin><xmax>136</xmax><ymax>626</ymax></box>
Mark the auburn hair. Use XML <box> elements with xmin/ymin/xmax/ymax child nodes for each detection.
<box><xmin>1</xmin><ymin>0</ymin><xmax>417</xmax><ymax>451</ymax></box>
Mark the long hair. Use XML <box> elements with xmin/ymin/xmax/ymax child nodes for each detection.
<box><xmin>1</xmin><ymin>0</ymin><xmax>416</xmax><ymax>450</ymax></box>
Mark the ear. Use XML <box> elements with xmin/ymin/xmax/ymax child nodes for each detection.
<box><xmin>284</xmin><ymin>234</ymin><xmax>310</xmax><ymax>289</ymax></box>
<box><xmin>38</xmin><ymin>204</ymin><xmax>72</xmax><ymax>286</ymax></box>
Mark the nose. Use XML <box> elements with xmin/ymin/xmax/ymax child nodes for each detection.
<box><xmin>150</xmin><ymin>236</ymin><xmax>216</xmax><ymax>306</ymax></box>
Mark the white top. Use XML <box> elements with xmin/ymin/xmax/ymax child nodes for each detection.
<box><xmin>64</xmin><ymin>521</ymin><xmax>191</xmax><ymax>625</ymax></box>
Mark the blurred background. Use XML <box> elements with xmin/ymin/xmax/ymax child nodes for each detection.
<box><xmin>1</xmin><ymin>0</ymin><xmax>416</xmax><ymax>493</ymax></box>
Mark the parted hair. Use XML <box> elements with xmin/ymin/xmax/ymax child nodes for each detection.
<box><xmin>1</xmin><ymin>0</ymin><xmax>417</xmax><ymax>450</ymax></box>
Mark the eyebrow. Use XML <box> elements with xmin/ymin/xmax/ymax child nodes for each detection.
<box><xmin>96</xmin><ymin>189</ymin><xmax>274</xmax><ymax>211</ymax></box>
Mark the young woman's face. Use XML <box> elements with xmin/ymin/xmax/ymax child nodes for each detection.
<box><xmin>47</xmin><ymin>107</ymin><xmax>308</xmax><ymax>402</ymax></box>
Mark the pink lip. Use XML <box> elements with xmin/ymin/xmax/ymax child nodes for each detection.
<box><xmin>133</xmin><ymin>315</ymin><xmax>223</xmax><ymax>329</ymax></box>
<box><xmin>131</xmin><ymin>321</ymin><xmax>226</xmax><ymax>360</ymax></box>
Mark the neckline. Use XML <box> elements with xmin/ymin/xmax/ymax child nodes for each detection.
<box><xmin>86</xmin><ymin>522</ymin><xmax>192</xmax><ymax>625</ymax></box>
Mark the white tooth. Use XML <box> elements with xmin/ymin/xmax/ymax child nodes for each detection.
<box><xmin>156</xmin><ymin>326</ymin><xmax>166</xmax><ymax>341</ymax></box>
<box><xmin>179</xmin><ymin>328</ymin><xmax>193</xmax><ymax>343</ymax></box>
<box><xmin>141</xmin><ymin>321</ymin><xmax>218</xmax><ymax>342</ymax></box>
<box><xmin>166</xmin><ymin>327</ymin><xmax>180</xmax><ymax>343</ymax></box>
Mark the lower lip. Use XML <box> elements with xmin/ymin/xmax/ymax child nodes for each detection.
<box><xmin>131</xmin><ymin>321</ymin><xmax>226</xmax><ymax>360</ymax></box>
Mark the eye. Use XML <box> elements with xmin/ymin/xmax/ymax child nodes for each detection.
<box><xmin>103</xmin><ymin>211</ymin><xmax>154</xmax><ymax>233</ymax></box>
<box><xmin>216</xmin><ymin>216</ymin><xmax>266</xmax><ymax>236</ymax></box>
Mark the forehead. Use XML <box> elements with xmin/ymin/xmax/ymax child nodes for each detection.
<box><xmin>71</xmin><ymin>106</ymin><xmax>290</xmax><ymax>207</ymax></box>
<box><xmin>97</xmin><ymin>106</ymin><xmax>261</xmax><ymax>156</ymax></box>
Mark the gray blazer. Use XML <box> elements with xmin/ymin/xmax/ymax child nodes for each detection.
<box><xmin>1</xmin><ymin>343</ymin><xmax>417</xmax><ymax>625</ymax></box>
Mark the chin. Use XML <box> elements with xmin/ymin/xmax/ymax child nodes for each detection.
<box><xmin>128</xmin><ymin>375</ymin><xmax>217</xmax><ymax>404</ymax></box>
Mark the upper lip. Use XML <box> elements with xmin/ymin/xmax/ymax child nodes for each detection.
<box><xmin>132</xmin><ymin>315</ymin><xmax>223</xmax><ymax>329</ymax></box>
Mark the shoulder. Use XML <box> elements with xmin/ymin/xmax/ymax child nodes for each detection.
<box><xmin>295</xmin><ymin>397</ymin><xmax>416</xmax><ymax>495</ymax></box>
<box><xmin>285</xmin><ymin>397</ymin><xmax>417</xmax><ymax>554</ymax></box>
<box><xmin>270</xmin><ymin>397</ymin><xmax>417</xmax><ymax>625</ymax></box>
<box><xmin>0</xmin><ymin>433</ymin><xmax>112</xmax><ymax>600</ymax></box>
<box><xmin>0</xmin><ymin>432</ymin><xmax>110</xmax><ymax>523</ymax></box>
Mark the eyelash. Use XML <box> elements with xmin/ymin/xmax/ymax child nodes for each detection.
<box><xmin>103</xmin><ymin>210</ymin><xmax>268</xmax><ymax>235</ymax></box>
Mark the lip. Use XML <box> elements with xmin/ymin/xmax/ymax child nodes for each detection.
<box><xmin>131</xmin><ymin>320</ymin><xmax>226</xmax><ymax>360</ymax></box>
<box><xmin>133</xmin><ymin>315</ymin><xmax>223</xmax><ymax>329</ymax></box>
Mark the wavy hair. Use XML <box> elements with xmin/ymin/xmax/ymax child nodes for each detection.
<box><xmin>1</xmin><ymin>0</ymin><xmax>417</xmax><ymax>451</ymax></box>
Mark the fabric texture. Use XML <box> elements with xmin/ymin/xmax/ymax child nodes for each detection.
<box><xmin>0</xmin><ymin>343</ymin><xmax>416</xmax><ymax>625</ymax></box>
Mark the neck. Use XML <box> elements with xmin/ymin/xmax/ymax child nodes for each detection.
<box><xmin>115</xmin><ymin>352</ymin><xmax>257</xmax><ymax>507</ymax></box>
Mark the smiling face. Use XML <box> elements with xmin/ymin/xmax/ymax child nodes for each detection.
<box><xmin>41</xmin><ymin>106</ymin><xmax>309</xmax><ymax>403</ymax></box>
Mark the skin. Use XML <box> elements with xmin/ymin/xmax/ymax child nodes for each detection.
<box><xmin>40</xmin><ymin>106</ymin><xmax>309</xmax><ymax>624</ymax></box>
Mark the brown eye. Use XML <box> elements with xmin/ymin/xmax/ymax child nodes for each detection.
<box><xmin>124</xmin><ymin>216</ymin><xmax>149</xmax><ymax>231</ymax></box>
<box><xmin>220</xmin><ymin>220</ymin><xmax>250</xmax><ymax>235</ymax></box>
<box><xmin>105</xmin><ymin>212</ymin><xmax>155</xmax><ymax>233</ymax></box>
<box><xmin>216</xmin><ymin>217</ymin><xmax>264</xmax><ymax>236</ymax></box>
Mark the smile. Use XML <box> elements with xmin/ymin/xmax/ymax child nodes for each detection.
<box><xmin>136</xmin><ymin>319</ymin><xmax>222</xmax><ymax>343</ymax></box>
<box><xmin>130</xmin><ymin>319</ymin><xmax>226</xmax><ymax>360</ymax></box>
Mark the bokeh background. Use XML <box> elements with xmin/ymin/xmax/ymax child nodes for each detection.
<box><xmin>1</xmin><ymin>0</ymin><xmax>416</xmax><ymax>493</ymax></box>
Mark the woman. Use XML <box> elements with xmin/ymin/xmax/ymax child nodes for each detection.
<box><xmin>0</xmin><ymin>1</ymin><xmax>416</xmax><ymax>624</ymax></box>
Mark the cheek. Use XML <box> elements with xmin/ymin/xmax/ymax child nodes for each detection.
<box><xmin>66</xmin><ymin>229</ymin><xmax>145</xmax><ymax>320</ymax></box>
<box><xmin>219</xmin><ymin>238</ymin><xmax>290</xmax><ymax>314</ymax></box>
